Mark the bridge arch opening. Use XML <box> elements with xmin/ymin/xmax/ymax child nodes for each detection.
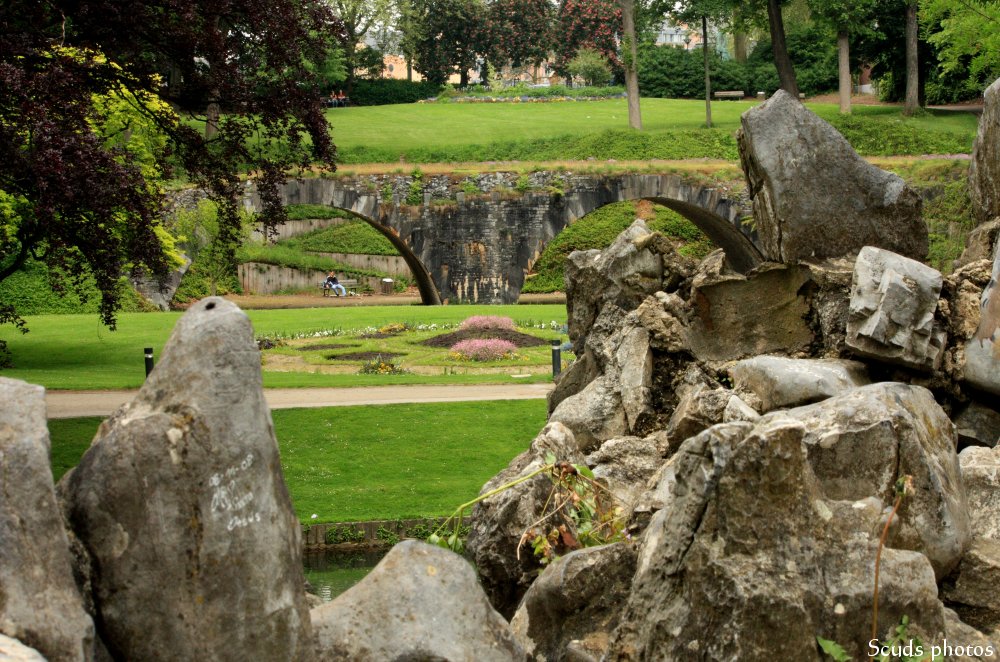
<box><xmin>276</xmin><ymin>204</ymin><xmax>442</xmax><ymax>305</ymax></box>
<box><xmin>525</xmin><ymin>199</ymin><xmax>761</xmax><ymax>294</ymax></box>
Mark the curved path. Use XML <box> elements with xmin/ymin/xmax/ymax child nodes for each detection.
<box><xmin>44</xmin><ymin>383</ymin><xmax>554</xmax><ymax>419</ymax></box>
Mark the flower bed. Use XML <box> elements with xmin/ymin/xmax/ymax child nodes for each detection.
<box><xmin>459</xmin><ymin>315</ymin><xmax>516</xmax><ymax>331</ymax></box>
<box><xmin>450</xmin><ymin>339</ymin><xmax>519</xmax><ymax>362</ymax></box>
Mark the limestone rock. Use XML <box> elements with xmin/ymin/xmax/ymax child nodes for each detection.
<box><xmin>0</xmin><ymin>635</ymin><xmax>46</xmax><ymax>662</ymax></box>
<box><xmin>960</xmin><ymin>446</ymin><xmax>1000</xmax><ymax>542</ymax></box>
<box><xmin>547</xmin><ymin>351</ymin><xmax>599</xmax><ymax>414</ymax></box>
<box><xmin>687</xmin><ymin>262</ymin><xmax>814</xmax><ymax>361</ymax></box>
<box><xmin>955</xmin><ymin>401</ymin><xmax>1000</xmax><ymax>450</ymax></box>
<box><xmin>942</xmin><ymin>538</ymin><xmax>1000</xmax><ymax>637</ymax></box>
<box><xmin>738</xmin><ymin>90</ymin><xmax>926</xmax><ymax>263</ymax></box>
<box><xmin>801</xmin><ymin>257</ymin><xmax>856</xmax><ymax>354</ymax></box>
<box><xmin>585</xmin><ymin>436</ymin><xmax>663</xmax><ymax>509</ymax></box>
<box><xmin>565</xmin><ymin>220</ymin><xmax>662</xmax><ymax>354</ymax></box>
<box><xmin>662</xmin><ymin>386</ymin><xmax>744</xmax><ymax>455</ymax></box>
<box><xmin>60</xmin><ymin>298</ymin><xmax>312</xmax><ymax>661</ymax></box>
<box><xmin>943</xmin><ymin>608</ymin><xmax>1000</xmax><ymax>661</ymax></box>
<box><xmin>777</xmin><ymin>383</ymin><xmax>969</xmax><ymax>579</ymax></box>
<box><xmin>970</xmin><ymin>78</ymin><xmax>1000</xmax><ymax>224</ymax></box>
<box><xmin>549</xmin><ymin>376</ymin><xmax>628</xmax><ymax>452</ymax></box>
<box><xmin>964</xmin><ymin>246</ymin><xmax>1000</xmax><ymax>395</ymax></box>
<box><xmin>957</xmin><ymin>219</ymin><xmax>1000</xmax><ymax>267</ymax></box>
<box><xmin>511</xmin><ymin>543</ymin><xmax>635</xmax><ymax>662</ymax></box>
<box><xmin>466</xmin><ymin>422</ymin><xmax>586</xmax><ymax>617</ymax></box>
<box><xmin>633</xmin><ymin>293</ymin><xmax>688</xmax><ymax>353</ymax></box>
<box><xmin>0</xmin><ymin>378</ymin><xmax>94</xmax><ymax>662</ymax></box>
<box><xmin>846</xmin><ymin>246</ymin><xmax>946</xmax><ymax>371</ymax></box>
<box><xmin>609</xmin><ymin>416</ymin><xmax>946</xmax><ymax>660</ymax></box>
<box><xmin>312</xmin><ymin>541</ymin><xmax>523</xmax><ymax>661</ymax></box>
<box><xmin>729</xmin><ymin>356</ymin><xmax>870</xmax><ymax>412</ymax></box>
<box><xmin>616</xmin><ymin>326</ymin><xmax>654</xmax><ymax>432</ymax></box>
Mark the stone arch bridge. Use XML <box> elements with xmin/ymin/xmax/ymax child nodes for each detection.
<box><xmin>244</xmin><ymin>172</ymin><xmax>759</xmax><ymax>304</ymax></box>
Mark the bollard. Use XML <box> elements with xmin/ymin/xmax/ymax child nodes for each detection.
<box><xmin>144</xmin><ymin>347</ymin><xmax>154</xmax><ymax>378</ymax></box>
<box><xmin>551</xmin><ymin>339</ymin><xmax>561</xmax><ymax>378</ymax></box>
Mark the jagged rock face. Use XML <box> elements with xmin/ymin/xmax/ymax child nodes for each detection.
<box><xmin>585</xmin><ymin>436</ymin><xmax>663</xmax><ymax>510</ymax></box>
<box><xmin>970</xmin><ymin>78</ymin><xmax>1000</xmax><ymax>224</ymax></box>
<box><xmin>847</xmin><ymin>246</ymin><xmax>946</xmax><ymax>371</ymax></box>
<box><xmin>662</xmin><ymin>386</ymin><xmax>757</xmax><ymax>456</ymax></box>
<box><xmin>775</xmin><ymin>383</ymin><xmax>969</xmax><ymax>579</ymax></box>
<box><xmin>738</xmin><ymin>90</ymin><xmax>926</xmax><ymax>263</ymax></box>
<box><xmin>0</xmin><ymin>634</ymin><xmax>46</xmax><ymax>662</ymax></box>
<box><xmin>564</xmin><ymin>220</ymin><xmax>663</xmax><ymax>355</ymax></box>
<box><xmin>549</xmin><ymin>375</ymin><xmax>628</xmax><ymax>452</ymax></box>
<box><xmin>0</xmin><ymin>379</ymin><xmax>94</xmax><ymax>662</ymax></box>
<box><xmin>729</xmin><ymin>356</ymin><xmax>870</xmax><ymax>412</ymax></box>
<box><xmin>957</xmin><ymin>219</ymin><xmax>1000</xmax><ymax>268</ymax></box>
<box><xmin>943</xmin><ymin>608</ymin><xmax>1000</xmax><ymax>662</ymax></box>
<box><xmin>608</xmin><ymin>416</ymin><xmax>946</xmax><ymax>661</ymax></box>
<box><xmin>964</xmin><ymin>247</ymin><xmax>1000</xmax><ymax>395</ymax></box>
<box><xmin>687</xmin><ymin>261</ymin><xmax>814</xmax><ymax>361</ymax></box>
<box><xmin>466</xmin><ymin>422</ymin><xmax>585</xmax><ymax>617</ymax></box>
<box><xmin>59</xmin><ymin>298</ymin><xmax>313</xmax><ymax>662</ymax></box>
<box><xmin>942</xmin><ymin>538</ymin><xmax>1000</xmax><ymax>638</ymax></box>
<box><xmin>510</xmin><ymin>543</ymin><xmax>636</xmax><ymax>662</ymax></box>
<box><xmin>312</xmin><ymin>540</ymin><xmax>524</xmax><ymax>661</ymax></box>
<box><xmin>960</xmin><ymin>447</ymin><xmax>1000</xmax><ymax>542</ymax></box>
<box><xmin>955</xmin><ymin>402</ymin><xmax>1000</xmax><ymax>450</ymax></box>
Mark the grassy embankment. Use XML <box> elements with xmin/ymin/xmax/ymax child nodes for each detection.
<box><xmin>49</xmin><ymin>399</ymin><xmax>546</xmax><ymax>523</ymax></box>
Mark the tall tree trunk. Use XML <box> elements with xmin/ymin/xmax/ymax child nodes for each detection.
<box><xmin>904</xmin><ymin>0</ymin><xmax>919</xmax><ymax>115</ymax></box>
<box><xmin>621</xmin><ymin>0</ymin><xmax>642</xmax><ymax>129</ymax></box>
<box><xmin>767</xmin><ymin>0</ymin><xmax>799</xmax><ymax>98</ymax></box>
<box><xmin>406</xmin><ymin>57</ymin><xmax>413</xmax><ymax>81</ymax></box>
<box><xmin>703</xmin><ymin>16</ymin><xmax>712</xmax><ymax>128</ymax></box>
<box><xmin>838</xmin><ymin>29</ymin><xmax>851</xmax><ymax>114</ymax></box>
<box><xmin>734</xmin><ymin>31</ymin><xmax>747</xmax><ymax>63</ymax></box>
<box><xmin>205</xmin><ymin>90</ymin><xmax>220</xmax><ymax>139</ymax></box>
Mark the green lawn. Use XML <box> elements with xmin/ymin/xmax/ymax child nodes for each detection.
<box><xmin>0</xmin><ymin>304</ymin><xmax>567</xmax><ymax>389</ymax></box>
<box><xmin>324</xmin><ymin>98</ymin><xmax>979</xmax><ymax>163</ymax></box>
<box><xmin>47</xmin><ymin>400</ymin><xmax>545</xmax><ymax>522</ymax></box>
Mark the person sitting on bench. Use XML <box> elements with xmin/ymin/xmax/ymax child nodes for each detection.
<box><xmin>324</xmin><ymin>271</ymin><xmax>347</xmax><ymax>296</ymax></box>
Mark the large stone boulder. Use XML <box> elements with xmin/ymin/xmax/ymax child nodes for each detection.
<box><xmin>510</xmin><ymin>543</ymin><xmax>636</xmax><ymax>662</ymax></box>
<box><xmin>776</xmin><ymin>383</ymin><xmax>969</xmax><ymax>579</ymax></box>
<box><xmin>960</xmin><ymin>446</ymin><xmax>1000</xmax><ymax>542</ymax></box>
<box><xmin>585</xmin><ymin>436</ymin><xmax>663</xmax><ymax>510</ymax></box>
<box><xmin>687</xmin><ymin>258</ymin><xmax>814</xmax><ymax>361</ymax></box>
<box><xmin>0</xmin><ymin>635</ymin><xmax>46</xmax><ymax>662</ymax></box>
<box><xmin>955</xmin><ymin>401</ymin><xmax>1000</xmax><ymax>450</ymax></box>
<box><xmin>312</xmin><ymin>540</ymin><xmax>524</xmax><ymax>661</ymax></box>
<box><xmin>59</xmin><ymin>298</ymin><xmax>313</xmax><ymax>661</ymax></box>
<box><xmin>970</xmin><ymin>78</ymin><xmax>1000</xmax><ymax>224</ymax></box>
<box><xmin>942</xmin><ymin>538</ymin><xmax>1000</xmax><ymax>637</ymax></box>
<box><xmin>0</xmin><ymin>379</ymin><xmax>94</xmax><ymax>662</ymax></box>
<box><xmin>963</xmin><ymin>246</ymin><xmax>1000</xmax><ymax>395</ymax></box>
<box><xmin>944</xmin><ymin>608</ymin><xmax>1000</xmax><ymax>661</ymax></box>
<box><xmin>846</xmin><ymin>246</ymin><xmax>946</xmax><ymax>371</ymax></box>
<box><xmin>728</xmin><ymin>356</ymin><xmax>870</xmax><ymax>412</ymax></box>
<box><xmin>608</xmin><ymin>416</ymin><xmax>947</xmax><ymax>660</ymax></box>
<box><xmin>564</xmin><ymin>220</ymin><xmax>663</xmax><ymax>355</ymax></box>
<box><xmin>549</xmin><ymin>375</ymin><xmax>628</xmax><ymax>452</ymax></box>
<box><xmin>466</xmin><ymin>422</ymin><xmax>586</xmax><ymax>617</ymax></box>
<box><xmin>738</xmin><ymin>90</ymin><xmax>926</xmax><ymax>263</ymax></box>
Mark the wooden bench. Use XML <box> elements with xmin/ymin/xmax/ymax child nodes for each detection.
<box><xmin>319</xmin><ymin>278</ymin><xmax>359</xmax><ymax>297</ymax></box>
<box><xmin>714</xmin><ymin>90</ymin><xmax>744</xmax><ymax>100</ymax></box>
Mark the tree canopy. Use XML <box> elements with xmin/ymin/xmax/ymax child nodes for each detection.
<box><xmin>0</xmin><ymin>0</ymin><xmax>342</xmax><ymax>358</ymax></box>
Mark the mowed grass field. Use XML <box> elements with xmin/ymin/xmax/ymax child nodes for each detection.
<box><xmin>48</xmin><ymin>400</ymin><xmax>546</xmax><ymax>523</ymax></box>
<box><xmin>0</xmin><ymin>304</ymin><xmax>567</xmax><ymax>389</ymax></box>
<box><xmin>323</xmin><ymin>98</ymin><xmax>979</xmax><ymax>163</ymax></box>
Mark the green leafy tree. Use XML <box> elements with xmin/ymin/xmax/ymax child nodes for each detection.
<box><xmin>556</xmin><ymin>0</ymin><xmax>623</xmax><ymax>80</ymax></box>
<box><xmin>409</xmin><ymin>0</ymin><xmax>487</xmax><ymax>86</ymax></box>
<box><xmin>920</xmin><ymin>0</ymin><xmax>1000</xmax><ymax>98</ymax></box>
<box><xmin>807</xmin><ymin>0</ymin><xmax>878</xmax><ymax>114</ymax></box>
<box><xmin>567</xmin><ymin>48</ymin><xmax>613</xmax><ymax>85</ymax></box>
<box><xmin>485</xmin><ymin>0</ymin><xmax>556</xmax><ymax>78</ymax></box>
<box><xmin>330</xmin><ymin>0</ymin><xmax>396</xmax><ymax>85</ymax></box>
<box><xmin>672</xmin><ymin>0</ymin><xmax>734</xmax><ymax>127</ymax></box>
<box><xmin>0</xmin><ymin>0</ymin><xmax>340</xmax><ymax>362</ymax></box>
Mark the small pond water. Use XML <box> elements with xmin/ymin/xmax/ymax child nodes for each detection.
<box><xmin>303</xmin><ymin>549</ymin><xmax>387</xmax><ymax>602</ymax></box>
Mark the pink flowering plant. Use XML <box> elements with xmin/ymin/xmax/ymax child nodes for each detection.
<box><xmin>450</xmin><ymin>339</ymin><xmax>518</xmax><ymax>361</ymax></box>
<box><xmin>458</xmin><ymin>315</ymin><xmax>516</xmax><ymax>331</ymax></box>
